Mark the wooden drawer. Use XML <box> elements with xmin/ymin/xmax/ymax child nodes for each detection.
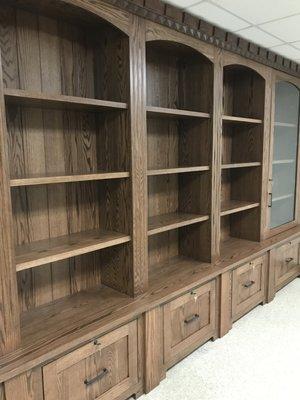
<box><xmin>275</xmin><ymin>240</ymin><xmax>300</xmax><ymax>290</ymax></box>
<box><xmin>232</xmin><ymin>256</ymin><xmax>266</xmax><ymax>321</ymax></box>
<box><xmin>163</xmin><ymin>280</ymin><xmax>216</xmax><ymax>368</ymax></box>
<box><xmin>43</xmin><ymin>321</ymin><xmax>138</xmax><ymax>400</ymax></box>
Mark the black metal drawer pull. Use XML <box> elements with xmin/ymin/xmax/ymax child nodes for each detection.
<box><xmin>286</xmin><ymin>257</ymin><xmax>294</xmax><ymax>263</ymax></box>
<box><xmin>184</xmin><ymin>314</ymin><xmax>200</xmax><ymax>324</ymax></box>
<box><xmin>243</xmin><ymin>280</ymin><xmax>255</xmax><ymax>288</ymax></box>
<box><xmin>84</xmin><ymin>368</ymin><xmax>108</xmax><ymax>386</ymax></box>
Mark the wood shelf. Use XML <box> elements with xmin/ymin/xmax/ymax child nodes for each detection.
<box><xmin>221</xmin><ymin>200</ymin><xmax>260</xmax><ymax>216</ymax></box>
<box><xmin>148</xmin><ymin>212</ymin><xmax>209</xmax><ymax>236</ymax></box>
<box><xmin>147</xmin><ymin>106</ymin><xmax>210</xmax><ymax>119</ymax></box>
<box><xmin>147</xmin><ymin>166</ymin><xmax>209</xmax><ymax>176</ymax></box>
<box><xmin>16</xmin><ymin>230</ymin><xmax>131</xmax><ymax>271</ymax></box>
<box><xmin>221</xmin><ymin>162</ymin><xmax>261</xmax><ymax>169</ymax></box>
<box><xmin>20</xmin><ymin>285</ymin><xmax>133</xmax><ymax>353</ymax></box>
<box><xmin>222</xmin><ymin>115</ymin><xmax>263</xmax><ymax>124</ymax></box>
<box><xmin>4</xmin><ymin>89</ymin><xmax>128</xmax><ymax>111</ymax></box>
<box><xmin>10</xmin><ymin>171</ymin><xmax>130</xmax><ymax>187</ymax></box>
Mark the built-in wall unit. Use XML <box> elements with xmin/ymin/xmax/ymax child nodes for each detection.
<box><xmin>0</xmin><ymin>1</ymin><xmax>299</xmax><ymax>399</ymax></box>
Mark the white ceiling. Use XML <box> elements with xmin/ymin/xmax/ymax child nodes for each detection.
<box><xmin>164</xmin><ymin>0</ymin><xmax>300</xmax><ymax>63</ymax></box>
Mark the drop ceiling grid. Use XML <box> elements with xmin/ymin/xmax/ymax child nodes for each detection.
<box><xmin>164</xmin><ymin>0</ymin><xmax>300</xmax><ymax>63</ymax></box>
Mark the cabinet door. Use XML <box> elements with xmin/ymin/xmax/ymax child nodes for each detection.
<box><xmin>269</xmin><ymin>81</ymin><xmax>300</xmax><ymax>231</ymax></box>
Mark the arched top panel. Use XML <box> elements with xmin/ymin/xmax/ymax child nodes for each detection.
<box><xmin>0</xmin><ymin>0</ymin><xmax>130</xmax><ymax>103</ymax></box>
<box><xmin>223</xmin><ymin>64</ymin><xmax>266</xmax><ymax>120</ymax></box>
<box><xmin>146</xmin><ymin>40</ymin><xmax>214</xmax><ymax>114</ymax></box>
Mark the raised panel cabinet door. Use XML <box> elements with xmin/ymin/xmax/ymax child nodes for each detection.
<box><xmin>43</xmin><ymin>321</ymin><xmax>138</xmax><ymax>400</ymax></box>
<box><xmin>269</xmin><ymin>81</ymin><xmax>300</xmax><ymax>230</ymax></box>
<box><xmin>232</xmin><ymin>256</ymin><xmax>267</xmax><ymax>321</ymax></box>
<box><xmin>275</xmin><ymin>240</ymin><xmax>300</xmax><ymax>290</ymax></box>
<box><xmin>163</xmin><ymin>280</ymin><xmax>216</xmax><ymax>368</ymax></box>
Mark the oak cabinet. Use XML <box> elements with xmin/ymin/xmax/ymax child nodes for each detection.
<box><xmin>43</xmin><ymin>321</ymin><xmax>138</xmax><ymax>400</ymax></box>
<box><xmin>232</xmin><ymin>256</ymin><xmax>267</xmax><ymax>321</ymax></box>
<box><xmin>163</xmin><ymin>280</ymin><xmax>216</xmax><ymax>368</ymax></box>
<box><xmin>274</xmin><ymin>240</ymin><xmax>300</xmax><ymax>290</ymax></box>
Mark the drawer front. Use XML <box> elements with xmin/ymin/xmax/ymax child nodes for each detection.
<box><xmin>275</xmin><ymin>240</ymin><xmax>300</xmax><ymax>289</ymax></box>
<box><xmin>163</xmin><ymin>280</ymin><xmax>216</xmax><ymax>367</ymax></box>
<box><xmin>232</xmin><ymin>256</ymin><xmax>266</xmax><ymax>321</ymax></box>
<box><xmin>43</xmin><ymin>321</ymin><xmax>138</xmax><ymax>400</ymax></box>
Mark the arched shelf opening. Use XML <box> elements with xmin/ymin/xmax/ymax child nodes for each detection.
<box><xmin>0</xmin><ymin>0</ymin><xmax>130</xmax><ymax>103</ymax></box>
<box><xmin>146</xmin><ymin>40</ymin><xmax>213</xmax><ymax>114</ymax></box>
<box><xmin>146</xmin><ymin>40</ymin><xmax>213</xmax><ymax>273</ymax></box>
<box><xmin>0</xmin><ymin>0</ymin><xmax>133</xmax><ymax>315</ymax></box>
<box><xmin>223</xmin><ymin>64</ymin><xmax>265</xmax><ymax>121</ymax></box>
<box><xmin>221</xmin><ymin>65</ymin><xmax>265</xmax><ymax>245</ymax></box>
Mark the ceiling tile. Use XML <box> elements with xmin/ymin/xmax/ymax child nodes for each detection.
<box><xmin>211</xmin><ymin>0</ymin><xmax>300</xmax><ymax>24</ymax></box>
<box><xmin>187</xmin><ymin>1</ymin><xmax>250</xmax><ymax>31</ymax></box>
<box><xmin>271</xmin><ymin>44</ymin><xmax>300</xmax><ymax>60</ymax></box>
<box><xmin>238</xmin><ymin>27</ymin><xmax>283</xmax><ymax>48</ymax></box>
<box><xmin>290</xmin><ymin>41</ymin><xmax>300</xmax><ymax>50</ymax></box>
<box><xmin>164</xmin><ymin>0</ymin><xmax>202</xmax><ymax>8</ymax></box>
<box><xmin>261</xmin><ymin>15</ymin><xmax>300</xmax><ymax>42</ymax></box>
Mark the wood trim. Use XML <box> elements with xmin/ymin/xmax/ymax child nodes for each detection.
<box><xmin>218</xmin><ymin>271</ymin><xmax>232</xmax><ymax>337</ymax></box>
<box><xmin>104</xmin><ymin>0</ymin><xmax>300</xmax><ymax>78</ymax></box>
<box><xmin>0</xmin><ymin>54</ymin><xmax>21</xmax><ymax>355</ymax></box>
<box><xmin>129</xmin><ymin>14</ymin><xmax>148</xmax><ymax>296</ymax></box>
<box><xmin>144</xmin><ymin>307</ymin><xmax>165</xmax><ymax>393</ymax></box>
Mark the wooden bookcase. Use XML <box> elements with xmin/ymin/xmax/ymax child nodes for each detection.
<box><xmin>221</xmin><ymin>65</ymin><xmax>265</xmax><ymax>244</ymax></box>
<box><xmin>146</xmin><ymin>40</ymin><xmax>213</xmax><ymax>272</ymax></box>
<box><xmin>0</xmin><ymin>1</ymin><xmax>299</xmax><ymax>399</ymax></box>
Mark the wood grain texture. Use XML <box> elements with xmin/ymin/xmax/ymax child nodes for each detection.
<box><xmin>144</xmin><ymin>307</ymin><xmax>165</xmax><ymax>393</ymax></box>
<box><xmin>218</xmin><ymin>271</ymin><xmax>232</xmax><ymax>338</ymax></box>
<box><xmin>5</xmin><ymin>367</ymin><xmax>43</xmax><ymax>400</ymax></box>
<box><xmin>43</xmin><ymin>321</ymin><xmax>138</xmax><ymax>400</ymax></box>
<box><xmin>129</xmin><ymin>15</ymin><xmax>148</xmax><ymax>296</ymax></box>
<box><xmin>163</xmin><ymin>280</ymin><xmax>216</xmax><ymax>368</ymax></box>
<box><xmin>0</xmin><ymin>54</ymin><xmax>21</xmax><ymax>355</ymax></box>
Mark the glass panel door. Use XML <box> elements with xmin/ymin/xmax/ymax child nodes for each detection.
<box><xmin>270</xmin><ymin>81</ymin><xmax>300</xmax><ymax>229</ymax></box>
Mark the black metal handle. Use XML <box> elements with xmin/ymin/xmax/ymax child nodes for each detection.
<box><xmin>243</xmin><ymin>280</ymin><xmax>255</xmax><ymax>288</ymax></box>
<box><xmin>84</xmin><ymin>368</ymin><xmax>108</xmax><ymax>386</ymax></box>
<box><xmin>268</xmin><ymin>192</ymin><xmax>273</xmax><ymax>208</ymax></box>
<box><xmin>184</xmin><ymin>314</ymin><xmax>200</xmax><ymax>324</ymax></box>
<box><xmin>286</xmin><ymin>257</ymin><xmax>294</xmax><ymax>263</ymax></box>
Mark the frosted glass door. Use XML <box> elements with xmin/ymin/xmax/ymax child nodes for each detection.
<box><xmin>270</xmin><ymin>81</ymin><xmax>300</xmax><ymax>229</ymax></box>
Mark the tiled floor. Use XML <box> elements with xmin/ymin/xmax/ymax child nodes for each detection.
<box><xmin>136</xmin><ymin>279</ymin><xmax>300</xmax><ymax>400</ymax></box>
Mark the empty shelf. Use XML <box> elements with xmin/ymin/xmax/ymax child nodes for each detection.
<box><xmin>10</xmin><ymin>171</ymin><xmax>130</xmax><ymax>187</ymax></box>
<box><xmin>147</xmin><ymin>106</ymin><xmax>210</xmax><ymax>119</ymax></box>
<box><xmin>148</xmin><ymin>212</ymin><xmax>209</xmax><ymax>236</ymax></box>
<box><xmin>16</xmin><ymin>229</ymin><xmax>131</xmax><ymax>271</ymax></box>
<box><xmin>222</xmin><ymin>115</ymin><xmax>262</xmax><ymax>124</ymax></box>
<box><xmin>147</xmin><ymin>166</ymin><xmax>209</xmax><ymax>176</ymax></box>
<box><xmin>4</xmin><ymin>88</ymin><xmax>127</xmax><ymax>111</ymax></box>
<box><xmin>221</xmin><ymin>200</ymin><xmax>260</xmax><ymax>216</ymax></box>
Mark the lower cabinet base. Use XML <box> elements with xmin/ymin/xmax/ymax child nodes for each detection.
<box><xmin>1</xmin><ymin>240</ymin><xmax>300</xmax><ymax>400</ymax></box>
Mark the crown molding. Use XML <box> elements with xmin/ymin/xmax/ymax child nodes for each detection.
<box><xmin>103</xmin><ymin>0</ymin><xmax>300</xmax><ymax>78</ymax></box>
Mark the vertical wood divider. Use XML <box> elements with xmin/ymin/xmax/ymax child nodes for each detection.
<box><xmin>219</xmin><ymin>270</ymin><xmax>233</xmax><ymax>337</ymax></box>
<box><xmin>260</xmin><ymin>70</ymin><xmax>273</xmax><ymax>240</ymax></box>
<box><xmin>212</xmin><ymin>48</ymin><xmax>223</xmax><ymax>260</ymax></box>
<box><xmin>0</xmin><ymin>54</ymin><xmax>21</xmax><ymax>354</ymax></box>
<box><xmin>129</xmin><ymin>15</ymin><xmax>148</xmax><ymax>296</ymax></box>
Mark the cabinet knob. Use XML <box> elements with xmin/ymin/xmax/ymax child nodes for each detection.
<box><xmin>286</xmin><ymin>257</ymin><xmax>294</xmax><ymax>263</ymax></box>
